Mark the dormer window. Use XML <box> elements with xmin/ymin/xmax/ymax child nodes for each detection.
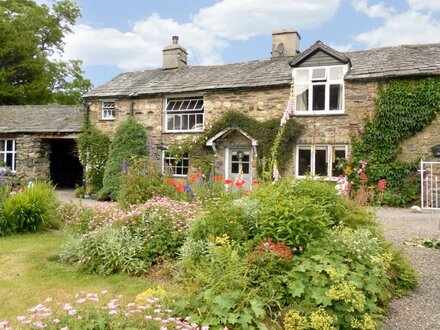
<box><xmin>101</xmin><ymin>101</ymin><xmax>115</xmax><ymax>120</ymax></box>
<box><xmin>294</xmin><ymin>65</ymin><xmax>347</xmax><ymax>114</ymax></box>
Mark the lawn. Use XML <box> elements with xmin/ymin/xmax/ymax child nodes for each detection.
<box><xmin>0</xmin><ymin>231</ymin><xmax>162</xmax><ymax>320</ymax></box>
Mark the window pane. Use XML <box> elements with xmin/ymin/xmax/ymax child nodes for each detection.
<box><xmin>312</xmin><ymin>68</ymin><xmax>326</xmax><ymax>81</ymax></box>
<box><xmin>6</xmin><ymin>153</ymin><xmax>13</xmax><ymax>169</ymax></box>
<box><xmin>6</xmin><ymin>140</ymin><xmax>13</xmax><ymax>151</ymax></box>
<box><xmin>166</xmin><ymin>101</ymin><xmax>175</xmax><ymax>110</ymax></box>
<box><xmin>295</xmin><ymin>69</ymin><xmax>309</xmax><ymax>82</ymax></box>
<box><xmin>189</xmin><ymin>100</ymin><xmax>197</xmax><ymax>108</ymax></box>
<box><xmin>329</xmin><ymin>84</ymin><xmax>342</xmax><ymax>110</ymax></box>
<box><xmin>332</xmin><ymin>147</ymin><xmax>346</xmax><ymax>177</ymax></box>
<box><xmin>296</xmin><ymin>86</ymin><xmax>309</xmax><ymax>111</ymax></box>
<box><xmin>0</xmin><ymin>141</ymin><xmax>5</xmax><ymax>151</ymax></box>
<box><xmin>231</xmin><ymin>162</ymin><xmax>239</xmax><ymax>174</ymax></box>
<box><xmin>329</xmin><ymin>67</ymin><xmax>344</xmax><ymax>80</ymax></box>
<box><xmin>174</xmin><ymin>115</ymin><xmax>181</xmax><ymax>130</ymax></box>
<box><xmin>182</xmin><ymin>115</ymin><xmax>189</xmax><ymax>130</ymax></box>
<box><xmin>181</xmin><ymin>101</ymin><xmax>190</xmax><ymax>110</ymax></box>
<box><xmin>315</xmin><ymin>148</ymin><xmax>328</xmax><ymax>176</ymax></box>
<box><xmin>298</xmin><ymin>148</ymin><xmax>311</xmax><ymax>176</ymax></box>
<box><xmin>167</xmin><ymin>117</ymin><xmax>173</xmax><ymax>130</ymax></box>
<box><xmin>189</xmin><ymin>115</ymin><xmax>196</xmax><ymax>129</ymax></box>
<box><xmin>242</xmin><ymin>163</ymin><xmax>250</xmax><ymax>174</ymax></box>
<box><xmin>312</xmin><ymin>85</ymin><xmax>325</xmax><ymax>110</ymax></box>
<box><xmin>0</xmin><ymin>152</ymin><xmax>4</xmax><ymax>163</ymax></box>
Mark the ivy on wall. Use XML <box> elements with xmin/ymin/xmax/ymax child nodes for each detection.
<box><xmin>168</xmin><ymin>111</ymin><xmax>303</xmax><ymax>176</ymax></box>
<box><xmin>351</xmin><ymin>77</ymin><xmax>440</xmax><ymax>205</ymax></box>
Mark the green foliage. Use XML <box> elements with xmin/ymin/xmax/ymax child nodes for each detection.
<box><xmin>100</xmin><ymin>117</ymin><xmax>148</xmax><ymax>200</ymax></box>
<box><xmin>0</xmin><ymin>182</ymin><xmax>58</xmax><ymax>236</ymax></box>
<box><xmin>351</xmin><ymin>77</ymin><xmax>440</xmax><ymax>205</ymax></box>
<box><xmin>118</xmin><ymin>156</ymin><xmax>167</xmax><ymax>207</ymax></box>
<box><xmin>59</xmin><ymin>207</ymin><xmax>190</xmax><ymax>275</ymax></box>
<box><xmin>0</xmin><ymin>0</ymin><xmax>91</xmax><ymax>105</ymax></box>
<box><xmin>176</xmin><ymin>242</ymin><xmax>270</xmax><ymax>329</ymax></box>
<box><xmin>175</xmin><ymin>178</ymin><xmax>416</xmax><ymax>328</ymax></box>
<box><xmin>77</xmin><ymin>122</ymin><xmax>110</xmax><ymax>194</ymax></box>
<box><xmin>176</xmin><ymin>111</ymin><xmax>302</xmax><ymax>174</ymax></box>
<box><xmin>189</xmin><ymin>200</ymin><xmax>257</xmax><ymax>244</ymax></box>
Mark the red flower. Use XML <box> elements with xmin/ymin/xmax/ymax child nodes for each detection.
<box><xmin>252</xmin><ymin>179</ymin><xmax>260</xmax><ymax>186</ymax></box>
<box><xmin>224</xmin><ymin>179</ymin><xmax>233</xmax><ymax>184</ymax></box>
<box><xmin>377</xmin><ymin>179</ymin><xmax>387</xmax><ymax>192</ymax></box>
<box><xmin>166</xmin><ymin>179</ymin><xmax>176</xmax><ymax>184</ymax></box>
<box><xmin>213</xmin><ymin>175</ymin><xmax>223</xmax><ymax>181</ymax></box>
<box><xmin>235</xmin><ymin>180</ymin><xmax>246</xmax><ymax>188</ymax></box>
<box><xmin>191</xmin><ymin>173</ymin><xmax>201</xmax><ymax>181</ymax></box>
<box><xmin>175</xmin><ymin>182</ymin><xmax>184</xmax><ymax>193</ymax></box>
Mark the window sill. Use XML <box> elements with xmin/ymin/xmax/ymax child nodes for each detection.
<box><xmin>296</xmin><ymin>175</ymin><xmax>339</xmax><ymax>182</ymax></box>
<box><xmin>100</xmin><ymin>118</ymin><xmax>115</xmax><ymax>121</ymax></box>
<box><xmin>163</xmin><ymin>130</ymin><xmax>204</xmax><ymax>134</ymax></box>
<box><xmin>294</xmin><ymin>111</ymin><xmax>346</xmax><ymax>117</ymax></box>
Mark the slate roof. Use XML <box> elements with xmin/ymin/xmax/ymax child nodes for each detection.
<box><xmin>345</xmin><ymin>43</ymin><xmax>440</xmax><ymax>80</ymax></box>
<box><xmin>290</xmin><ymin>40</ymin><xmax>350</xmax><ymax>67</ymax></box>
<box><xmin>0</xmin><ymin>105</ymin><xmax>83</xmax><ymax>134</ymax></box>
<box><xmin>83</xmin><ymin>42</ymin><xmax>440</xmax><ymax>99</ymax></box>
<box><xmin>83</xmin><ymin>57</ymin><xmax>294</xmax><ymax>98</ymax></box>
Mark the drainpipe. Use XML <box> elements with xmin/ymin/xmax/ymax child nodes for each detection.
<box><xmin>128</xmin><ymin>92</ymin><xmax>138</xmax><ymax>117</ymax></box>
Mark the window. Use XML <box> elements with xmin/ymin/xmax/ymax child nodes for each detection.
<box><xmin>101</xmin><ymin>101</ymin><xmax>115</xmax><ymax>120</ymax></box>
<box><xmin>0</xmin><ymin>139</ymin><xmax>16</xmax><ymax>172</ymax></box>
<box><xmin>165</xmin><ymin>97</ymin><xmax>204</xmax><ymax>132</ymax></box>
<box><xmin>294</xmin><ymin>65</ymin><xmax>347</xmax><ymax>114</ymax></box>
<box><xmin>163</xmin><ymin>152</ymin><xmax>189</xmax><ymax>176</ymax></box>
<box><xmin>296</xmin><ymin>145</ymin><xmax>347</xmax><ymax>179</ymax></box>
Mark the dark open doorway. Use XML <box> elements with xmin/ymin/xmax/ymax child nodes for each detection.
<box><xmin>49</xmin><ymin>139</ymin><xmax>83</xmax><ymax>188</ymax></box>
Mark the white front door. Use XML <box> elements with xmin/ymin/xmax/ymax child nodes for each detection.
<box><xmin>227</xmin><ymin>148</ymin><xmax>252</xmax><ymax>190</ymax></box>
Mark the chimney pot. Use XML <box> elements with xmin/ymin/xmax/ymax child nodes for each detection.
<box><xmin>172</xmin><ymin>36</ymin><xmax>179</xmax><ymax>44</ymax></box>
<box><xmin>163</xmin><ymin>36</ymin><xmax>188</xmax><ymax>70</ymax></box>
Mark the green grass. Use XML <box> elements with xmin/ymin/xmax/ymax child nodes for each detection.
<box><xmin>0</xmin><ymin>231</ymin><xmax>166</xmax><ymax>320</ymax></box>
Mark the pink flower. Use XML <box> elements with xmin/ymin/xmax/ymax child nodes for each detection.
<box><xmin>33</xmin><ymin>321</ymin><xmax>46</xmax><ymax>328</ymax></box>
<box><xmin>52</xmin><ymin>319</ymin><xmax>60</xmax><ymax>324</ymax></box>
<box><xmin>109</xmin><ymin>310</ymin><xmax>118</xmax><ymax>315</ymax></box>
<box><xmin>68</xmin><ymin>309</ymin><xmax>77</xmax><ymax>316</ymax></box>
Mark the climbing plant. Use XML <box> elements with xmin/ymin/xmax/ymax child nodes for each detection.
<box><xmin>350</xmin><ymin>77</ymin><xmax>440</xmax><ymax>205</ymax></box>
<box><xmin>167</xmin><ymin>111</ymin><xmax>303</xmax><ymax>176</ymax></box>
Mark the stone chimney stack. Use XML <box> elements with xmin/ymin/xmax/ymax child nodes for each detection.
<box><xmin>163</xmin><ymin>36</ymin><xmax>188</xmax><ymax>70</ymax></box>
<box><xmin>271</xmin><ymin>30</ymin><xmax>301</xmax><ymax>58</ymax></box>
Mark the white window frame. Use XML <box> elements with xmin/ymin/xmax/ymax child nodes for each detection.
<box><xmin>0</xmin><ymin>139</ymin><xmax>16</xmax><ymax>172</ymax></box>
<box><xmin>295</xmin><ymin>144</ymin><xmax>348</xmax><ymax>180</ymax></box>
<box><xmin>164</xmin><ymin>97</ymin><xmax>204</xmax><ymax>133</ymax></box>
<box><xmin>293</xmin><ymin>65</ymin><xmax>348</xmax><ymax>115</ymax></box>
<box><xmin>162</xmin><ymin>151</ymin><xmax>189</xmax><ymax>177</ymax></box>
<box><xmin>101</xmin><ymin>101</ymin><xmax>116</xmax><ymax>120</ymax></box>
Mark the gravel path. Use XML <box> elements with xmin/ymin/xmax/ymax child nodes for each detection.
<box><xmin>376</xmin><ymin>207</ymin><xmax>440</xmax><ymax>330</ymax></box>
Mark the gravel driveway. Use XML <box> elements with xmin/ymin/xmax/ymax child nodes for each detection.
<box><xmin>376</xmin><ymin>207</ymin><xmax>440</xmax><ymax>330</ymax></box>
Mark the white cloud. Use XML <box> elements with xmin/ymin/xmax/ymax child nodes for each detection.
<box><xmin>352</xmin><ymin>0</ymin><xmax>396</xmax><ymax>18</ymax></box>
<box><xmin>328</xmin><ymin>43</ymin><xmax>354</xmax><ymax>52</ymax></box>
<box><xmin>352</xmin><ymin>0</ymin><xmax>440</xmax><ymax>48</ymax></box>
<box><xmin>407</xmin><ymin>0</ymin><xmax>440</xmax><ymax>11</ymax></box>
<box><xmin>63</xmin><ymin>0</ymin><xmax>342</xmax><ymax>70</ymax></box>
<box><xmin>64</xmin><ymin>14</ymin><xmax>227</xmax><ymax>70</ymax></box>
<box><xmin>193</xmin><ymin>0</ymin><xmax>340</xmax><ymax>40</ymax></box>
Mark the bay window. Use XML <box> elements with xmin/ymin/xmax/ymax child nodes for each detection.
<box><xmin>294</xmin><ymin>65</ymin><xmax>347</xmax><ymax>114</ymax></box>
<box><xmin>296</xmin><ymin>145</ymin><xmax>347</xmax><ymax>179</ymax></box>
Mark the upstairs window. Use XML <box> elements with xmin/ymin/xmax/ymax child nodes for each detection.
<box><xmin>296</xmin><ymin>145</ymin><xmax>347</xmax><ymax>179</ymax></box>
<box><xmin>0</xmin><ymin>139</ymin><xmax>16</xmax><ymax>172</ymax></box>
<box><xmin>294</xmin><ymin>65</ymin><xmax>347</xmax><ymax>114</ymax></box>
<box><xmin>165</xmin><ymin>97</ymin><xmax>204</xmax><ymax>132</ymax></box>
<box><xmin>101</xmin><ymin>101</ymin><xmax>116</xmax><ymax>120</ymax></box>
<box><xmin>163</xmin><ymin>152</ymin><xmax>189</xmax><ymax>176</ymax></box>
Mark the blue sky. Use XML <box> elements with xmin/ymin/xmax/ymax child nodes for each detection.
<box><xmin>47</xmin><ymin>0</ymin><xmax>440</xmax><ymax>87</ymax></box>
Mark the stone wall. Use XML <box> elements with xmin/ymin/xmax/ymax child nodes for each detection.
<box><xmin>0</xmin><ymin>134</ymin><xmax>51</xmax><ymax>185</ymax></box>
<box><xmin>399</xmin><ymin>112</ymin><xmax>440</xmax><ymax>162</ymax></box>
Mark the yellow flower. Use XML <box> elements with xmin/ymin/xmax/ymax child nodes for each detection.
<box><xmin>135</xmin><ymin>285</ymin><xmax>167</xmax><ymax>304</ymax></box>
<box><xmin>284</xmin><ymin>309</ymin><xmax>308</xmax><ymax>330</ymax></box>
<box><xmin>310</xmin><ymin>307</ymin><xmax>337</xmax><ymax>330</ymax></box>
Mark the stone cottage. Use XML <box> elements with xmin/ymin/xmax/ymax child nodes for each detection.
<box><xmin>2</xmin><ymin>31</ymin><xmax>439</xmax><ymax>188</ymax></box>
<box><xmin>82</xmin><ymin>30</ymin><xmax>440</xmax><ymax>187</ymax></box>
<box><xmin>0</xmin><ymin>105</ymin><xmax>83</xmax><ymax>187</ymax></box>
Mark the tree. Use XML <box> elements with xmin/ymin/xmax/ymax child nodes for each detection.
<box><xmin>100</xmin><ymin>118</ymin><xmax>149</xmax><ymax>200</ymax></box>
<box><xmin>0</xmin><ymin>0</ymin><xmax>91</xmax><ymax>105</ymax></box>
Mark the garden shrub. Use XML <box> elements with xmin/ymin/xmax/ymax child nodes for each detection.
<box><xmin>175</xmin><ymin>178</ymin><xmax>417</xmax><ymax>329</ymax></box>
<box><xmin>77</xmin><ymin>122</ymin><xmax>110</xmax><ymax>194</ymax></box>
<box><xmin>117</xmin><ymin>156</ymin><xmax>171</xmax><ymax>207</ymax></box>
<box><xmin>100</xmin><ymin>117</ymin><xmax>148</xmax><ymax>200</ymax></box>
<box><xmin>0</xmin><ymin>182</ymin><xmax>58</xmax><ymax>236</ymax></box>
<box><xmin>59</xmin><ymin>197</ymin><xmax>198</xmax><ymax>274</ymax></box>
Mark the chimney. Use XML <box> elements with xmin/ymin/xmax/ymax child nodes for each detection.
<box><xmin>163</xmin><ymin>36</ymin><xmax>188</xmax><ymax>70</ymax></box>
<box><xmin>271</xmin><ymin>30</ymin><xmax>301</xmax><ymax>58</ymax></box>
